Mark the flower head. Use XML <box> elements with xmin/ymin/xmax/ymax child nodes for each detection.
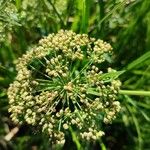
<box><xmin>7</xmin><ymin>30</ymin><xmax>121</xmax><ymax>145</ymax></box>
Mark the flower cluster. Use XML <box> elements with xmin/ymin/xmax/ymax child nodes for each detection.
<box><xmin>7</xmin><ymin>30</ymin><xmax>121</xmax><ymax>145</ymax></box>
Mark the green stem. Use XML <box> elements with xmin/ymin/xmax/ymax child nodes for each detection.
<box><xmin>69</xmin><ymin>127</ymin><xmax>82</xmax><ymax>150</ymax></box>
<box><xmin>119</xmin><ymin>90</ymin><xmax>150</xmax><ymax>96</ymax></box>
<box><xmin>87</xmin><ymin>89</ymin><xmax>150</xmax><ymax>97</ymax></box>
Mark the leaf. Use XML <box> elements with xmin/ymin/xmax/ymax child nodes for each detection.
<box><xmin>125</xmin><ymin>95</ymin><xmax>150</xmax><ymax>122</ymax></box>
<box><xmin>127</xmin><ymin>51</ymin><xmax>150</xmax><ymax>70</ymax></box>
<box><xmin>140</xmin><ymin>110</ymin><xmax>150</xmax><ymax>122</ymax></box>
<box><xmin>0</xmin><ymin>90</ymin><xmax>6</xmax><ymax>97</ymax></box>
<box><xmin>99</xmin><ymin>70</ymin><xmax>125</xmax><ymax>82</ymax></box>
<box><xmin>127</xmin><ymin>105</ymin><xmax>142</xmax><ymax>149</ymax></box>
<box><xmin>80</xmin><ymin>0</ymin><xmax>90</xmax><ymax>33</ymax></box>
<box><xmin>137</xmin><ymin>102</ymin><xmax>150</xmax><ymax>109</ymax></box>
<box><xmin>86</xmin><ymin>88</ymin><xmax>100</xmax><ymax>96</ymax></box>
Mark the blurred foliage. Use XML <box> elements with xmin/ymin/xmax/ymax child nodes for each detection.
<box><xmin>0</xmin><ymin>0</ymin><xmax>150</xmax><ymax>150</ymax></box>
<box><xmin>0</xmin><ymin>0</ymin><xmax>19</xmax><ymax>42</ymax></box>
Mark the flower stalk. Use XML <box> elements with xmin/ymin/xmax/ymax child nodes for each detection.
<box><xmin>119</xmin><ymin>90</ymin><xmax>150</xmax><ymax>96</ymax></box>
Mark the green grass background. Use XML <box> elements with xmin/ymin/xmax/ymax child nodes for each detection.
<box><xmin>0</xmin><ymin>0</ymin><xmax>150</xmax><ymax>149</ymax></box>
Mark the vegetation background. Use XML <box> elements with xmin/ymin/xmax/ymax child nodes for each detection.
<box><xmin>0</xmin><ymin>0</ymin><xmax>150</xmax><ymax>149</ymax></box>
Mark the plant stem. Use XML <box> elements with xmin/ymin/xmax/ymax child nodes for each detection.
<box><xmin>69</xmin><ymin>127</ymin><xmax>82</xmax><ymax>150</ymax></box>
<box><xmin>119</xmin><ymin>90</ymin><xmax>150</xmax><ymax>96</ymax></box>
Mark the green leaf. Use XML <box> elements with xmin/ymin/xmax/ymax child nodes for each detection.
<box><xmin>99</xmin><ymin>70</ymin><xmax>125</xmax><ymax>82</ymax></box>
<box><xmin>127</xmin><ymin>51</ymin><xmax>150</xmax><ymax>70</ymax></box>
<box><xmin>80</xmin><ymin>0</ymin><xmax>90</xmax><ymax>33</ymax></box>
<box><xmin>140</xmin><ymin>110</ymin><xmax>150</xmax><ymax>122</ymax></box>
<box><xmin>86</xmin><ymin>88</ymin><xmax>100</xmax><ymax>96</ymax></box>
<box><xmin>127</xmin><ymin>105</ymin><xmax>142</xmax><ymax>150</ymax></box>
